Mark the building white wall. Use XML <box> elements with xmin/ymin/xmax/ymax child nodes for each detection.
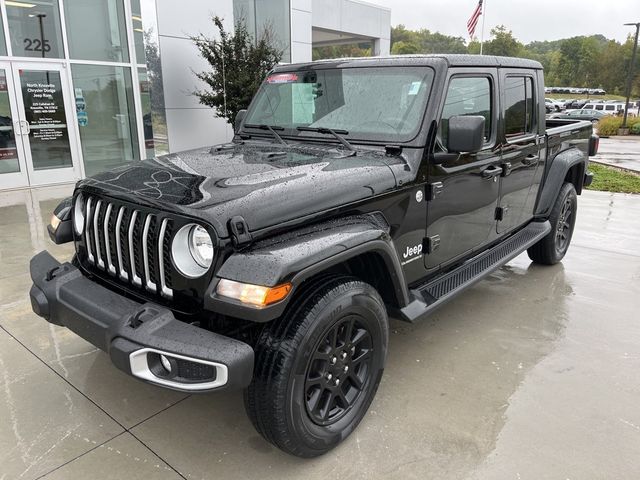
<box><xmin>156</xmin><ymin>0</ymin><xmax>235</xmax><ymax>152</ymax></box>
<box><xmin>290</xmin><ymin>0</ymin><xmax>313</xmax><ymax>63</ymax></box>
<box><xmin>311</xmin><ymin>0</ymin><xmax>390</xmax><ymax>55</ymax></box>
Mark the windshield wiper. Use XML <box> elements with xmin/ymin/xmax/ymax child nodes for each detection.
<box><xmin>297</xmin><ymin>126</ymin><xmax>356</xmax><ymax>153</ymax></box>
<box><xmin>244</xmin><ymin>123</ymin><xmax>287</xmax><ymax>145</ymax></box>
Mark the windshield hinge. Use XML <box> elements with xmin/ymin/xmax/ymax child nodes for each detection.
<box><xmin>228</xmin><ymin>216</ymin><xmax>252</xmax><ymax>247</ymax></box>
<box><xmin>427</xmin><ymin>182</ymin><xmax>444</xmax><ymax>201</ymax></box>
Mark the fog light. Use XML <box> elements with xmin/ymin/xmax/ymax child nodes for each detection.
<box><xmin>160</xmin><ymin>354</ymin><xmax>173</xmax><ymax>374</ymax></box>
<box><xmin>50</xmin><ymin>214</ymin><xmax>61</xmax><ymax>231</ymax></box>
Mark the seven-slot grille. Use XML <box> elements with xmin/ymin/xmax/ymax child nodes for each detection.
<box><xmin>80</xmin><ymin>195</ymin><xmax>174</xmax><ymax>299</ymax></box>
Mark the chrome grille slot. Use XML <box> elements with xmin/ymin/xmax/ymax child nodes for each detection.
<box><xmin>128</xmin><ymin>210</ymin><xmax>142</xmax><ymax>286</ymax></box>
<box><xmin>78</xmin><ymin>194</ymin><xmax>187</xmax><ymax>300</ymax></box>
<box><xmin>103</xmin><ymin>203</ymin><xmax>116</xmax><ymax>275</ymax></box>
<box><xmin>93</xmin><ymin>200</ymin><xmax>105</xmax><ymax>269</ymax></box>
<box><xmin>142</xmin><ymin>214</ymin><xmax>157</xmax><ymax>293</ymax></box>
<box><xmin>115</xmin><ymin>206</ymin><xmax>129</xmax><ymax>281</ymax></box>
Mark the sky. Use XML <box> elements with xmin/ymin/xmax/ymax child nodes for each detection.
<box><xmin>372</xmin><ymin>0</ymin><xmax>640</xmax><ymax>45</ymax></box>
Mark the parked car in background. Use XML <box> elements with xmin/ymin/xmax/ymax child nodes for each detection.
<box><xmin>582</xmin><ymin>102</ymin><xmax>632</xmax><ymax>116</ymax></box>
<box><xmin>545</xmin><ymin>98</ymin><xmax>564</xmax><ymax>112</ymax></box>
<box><xmin>567</xmin><ymin>99</ymin><xmax>588</xmax><ymax>110</ymax></box>
<box><xmin>553</xmin><ymin>109</ymin><xmax>607</xmax><ymax>124</ymax></box>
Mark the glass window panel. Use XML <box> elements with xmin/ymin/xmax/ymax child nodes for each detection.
<box><xmin>71</xmin><ymin>64</ymin><xmax>139</xmax><ymax>176</ymax></box>
<box><xmin>234</xmin><ymin>0</ymin><xmax>290</xmax><ymax>62</ymax></box>
<box><xmin>504</xmin><ymin>77</ymin><xmax>528</xmax><ymax>137</ymax></box>
<box><xmin>440</xmin><ymin>77</ymin><xmax>492</xmax><ymax>147</ymax></box>
<box><xmin>138</xmin><ymin>67</ymin><xmax>167</xmax><ymax>158</ymax></box>
<box><xmin>64</xmin><ymin>0</ymin><xmax>129</xmax><ymax>62</ymax></box>
<box><xmin>0</xmin><ymin>14</ymin><xmax>7</xmax><ymax>56</ymax></box>
<box><xmin>0</xmin><ymin>70</ymin><xmax>19</xmax><ymax>174</ymax></box>
<box><xmin>130</xmin><ymin>0</ymin><xmax>159</xmax><ymax>65</ymax></box>
<box><xmin>20</xmin><ymin>69</ymin><xmax>72</xmax><ymax>170</ymax></box>
<box><xmin>5</xmin><ymin>0</ymin><xmax>65</xmax><ymax>58</ymax></box>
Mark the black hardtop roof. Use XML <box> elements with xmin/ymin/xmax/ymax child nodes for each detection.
<box><xmin>274</xmin><ymin>54</ymin><xmax>543</xmax><ymax>71</ymax></box>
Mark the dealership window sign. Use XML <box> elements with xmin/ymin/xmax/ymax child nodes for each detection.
<box><xmin>75</xmin><ymin>88</ymin><xmax>88</xmax><ymax>127</ymax></box>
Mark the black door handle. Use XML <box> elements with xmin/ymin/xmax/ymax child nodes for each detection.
<box><xmin>522</xmin><ymin>155</ymin><xmax>539</xmax><ymax>166</ymax></box>
<box><xmin>481</xmin><ymin>165</ymin><xmax>502</xmax><ymax>179</ymax></box>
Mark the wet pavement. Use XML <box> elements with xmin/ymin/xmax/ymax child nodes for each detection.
<box><xmin>592</xmin><ymin>136</ymin><xmax>640</xmax><ymax>172</ymax></box>
<box><xmin>1</xmin><ymin>185</ymin><xmax>639</xmax><ymax>479</ymax></box>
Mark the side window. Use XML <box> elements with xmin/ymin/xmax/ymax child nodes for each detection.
<box><xmin>504</xmin><ymin>76</ymin><xmax>535</xmax><ymax>138</ymax></box>
<box><xmin>595</xmin><ymin>104</ymin><xmax>604</xmax><ymax>111</ymax></box>
<box><xmin>605</xmin><ymin>105</ymin><xmax>615</xmax><ymax>111</ymax></box>
<box><xmin>440</xmin><ymin>76</ymin><xmax>492</xmax><ymax>148</ymax></box>
<box><xmin>584</xmin><ymin>104</ymin><xmax>593</xmax><ymax>109</ymax></box>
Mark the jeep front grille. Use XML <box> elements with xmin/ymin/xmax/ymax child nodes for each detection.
<box><xmin>81</xmin><ymin>196</ymin><xmax>174</xmax><ymax>299</ymax></box>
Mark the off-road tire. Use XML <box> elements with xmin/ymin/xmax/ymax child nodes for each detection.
<box><xmin>244</xmin><ymin>275</ymin><xmax>388</xmax><ymax>457</ymax></box>
<box><xmin>528</xmin><ymin>182</ymin><xmax>577</xmax><ymax>265</ymax></box>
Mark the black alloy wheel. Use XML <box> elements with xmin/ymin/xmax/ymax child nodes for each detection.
<box><xmin>304</xmin><ymin>315</ymin><xmax>373</xmax><ymax>426</ymax></box>
<box><xmin>244</xmin><ymin>275</ymin><xmax>388</xmax><ymax>458</ymax></box>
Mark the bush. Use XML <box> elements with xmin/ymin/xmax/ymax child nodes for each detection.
<box><xmin>595</xmin><ymin>116</ymin><xmax>640</xmax><ymax>136</ymax></box>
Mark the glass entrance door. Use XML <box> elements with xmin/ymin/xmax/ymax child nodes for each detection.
<box><xmin>0</xmin><ymin>61</ymin><xmax>81</xmax><ymax>189</ymax></box>
<box><xmin>0</xmin><ymin>64</ymin><xmax>29</xmax><ymax>189</ymax></box>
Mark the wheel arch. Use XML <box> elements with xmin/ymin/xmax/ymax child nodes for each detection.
<box><xmin>205</xmin><ymin>214</ymin><xmax>410</xmax><ymax>322</ymax></box>
<box><xmin>536</xmin><ymin>148</ymin><xmax>587</xmax><ymax>218</ymax></box>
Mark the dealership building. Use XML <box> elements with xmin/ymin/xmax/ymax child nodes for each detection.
<box><xmin>0</xmin><ymin>0</ymin><xmax>390</xmax><ymax>191</ymax></box>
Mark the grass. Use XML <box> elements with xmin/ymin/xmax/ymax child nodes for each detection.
<box><xmin>547</xmin><ymin>93</ymin><xmax>628</xmax><ymax>102</ymax></box>
<box><xmin>586</xmin><ymin>163</ymin><xmax>640</xmax><ymax>194</ymax></box>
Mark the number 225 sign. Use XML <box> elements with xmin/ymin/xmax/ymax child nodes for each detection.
<box><xmin>23</xmin><ymin>38</ymin><xmax>51</xmax><ymax>53</ymax></box>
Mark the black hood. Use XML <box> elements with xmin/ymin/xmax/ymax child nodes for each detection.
<box><xmin>78</xmin><ymin>142</ymin><xmax>400</xmax><ymax>238</ymax></box>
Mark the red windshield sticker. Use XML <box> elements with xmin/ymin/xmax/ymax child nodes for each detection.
<box><xmin>267</xmin><ymin>73</ymin><xmax>299</xmax><ymax>84</ymax></box>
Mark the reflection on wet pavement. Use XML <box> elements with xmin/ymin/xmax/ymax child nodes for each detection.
<box><xmin>0</xmin><ymin>186</ymin><xmax>638</xmax><ymax>479</ymax></box>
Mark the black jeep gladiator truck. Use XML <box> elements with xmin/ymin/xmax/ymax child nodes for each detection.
<box><xmin>31</xmin><ymin>55</ymin><xmax>598</xmax><ymax>457</ymax></box>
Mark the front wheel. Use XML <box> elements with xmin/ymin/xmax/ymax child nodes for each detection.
<box><xmin>244</xmin><ymin>276</ymin><xmax>388</xmax><ymax>457</ymax></box>
<box><xmin>527</xmin><ymin>182</ymin><xmax>577</xmax><ymax>265</ymax></box>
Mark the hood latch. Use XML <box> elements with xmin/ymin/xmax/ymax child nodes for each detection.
<box><xmin>228</xmin><ymin>216</ymin><xmax>253</xmax><ymax>247</ymax></box>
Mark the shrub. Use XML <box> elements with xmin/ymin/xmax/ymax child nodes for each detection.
<box><xmin>595</xmin><ymin>116</ymin><xmax>640</xmax><ymax>136</ymax></box>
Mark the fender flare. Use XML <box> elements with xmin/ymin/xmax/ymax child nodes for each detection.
<box><xmin>204</xmin><ymin>214</ymin><xmax>410</xmax><ymax>322</ymax></box>
<box><xmin>536</xmin><ymin>148</ymin><xmax>586</xmax><ymax>217</ymax></box>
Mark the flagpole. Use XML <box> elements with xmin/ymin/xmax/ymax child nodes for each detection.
<box><xmin>479</xmin><ymin>0</ymin><xmax>486</xmax><ymax>55</ymax></box>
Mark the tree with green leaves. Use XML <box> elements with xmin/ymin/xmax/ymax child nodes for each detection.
<box><xmin>483</xmin><ymin>26</ymin><xmax>523</xmax><ymax>57</ymax></box>
<box><xmin>192</xmin><ymin>16</ymin><xmax>282</xmax><ymax>125</ymax></box>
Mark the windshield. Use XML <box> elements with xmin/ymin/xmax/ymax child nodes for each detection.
<box><xmin>243</xmin><ymin>66</ymin><xmax>435</xmax><ymax>143</ymax></box>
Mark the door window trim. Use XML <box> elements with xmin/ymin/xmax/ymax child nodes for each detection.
<box><xmin>502</xmin><ymin>73</ymin><xmax>537</xmax><ymax>144</ymax></box>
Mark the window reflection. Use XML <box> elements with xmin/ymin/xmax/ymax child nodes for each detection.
<box><xmin>71</xmin><ymin>65</ymin><xmax>139</xmax><ymax>176</ymax></box>
<box><xmin>0</xmin><ymin>70</ymin><xmax>19</xmax><ymax>174</ymax></box>
<box><xmin>5</xmin><ymin>0</ymin><xmax>65</xmax><ymax>59</ymax></box>
<box><xmin>64</xmin><ymin>0</ymin><xmax>129</xmax><ymax>62</ymax></box>
<box><xmin>233</xmin><ymin>0</ymin><xmax>291</xmax><ymax>62</ymax></box>
<box><xmin>0</xmin><ymin>14</ymin><xmax>7</xmax><ymax>56</ymax></box>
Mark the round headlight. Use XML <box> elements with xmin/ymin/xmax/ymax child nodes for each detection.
<box><xmin>73</xmin><ymin>193</ymin><xmax>85</xmax><ymax>235</ymax></box>
<box><xmin>189</xmin><ymin>225</ymin><xmax>214</xmax><ymax>268</ymax></box>
<box><xmin>171</xmin><ymin>223</ymin><xmax>215</xmax><ymax>278</ymax></box>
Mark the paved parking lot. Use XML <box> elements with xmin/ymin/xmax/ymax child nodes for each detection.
<box><xmin>1</xmin><ymin>185</ymin><xmax>639</xmax><ymax>480</ymax></box>
<box><xmin>593</xmin><ymin>136</ymin><xmax>640</xmax><ymax>172</ymax></box>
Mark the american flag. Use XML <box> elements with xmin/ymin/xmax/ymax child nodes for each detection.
<box><xmin>467</xmin><ymin>0</ymin><xmax>483</xmax><ymax>38</ymax></box>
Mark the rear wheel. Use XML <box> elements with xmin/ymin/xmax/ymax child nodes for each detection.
<box><xmin>527</xmin><ymin>182</ymin><xmax>577</xmax><ymax>265</ymax></box>
<box><xmin>244</xmin><ymin>276</ymin><xmax>388</xmax><ymax>457</ymax></box>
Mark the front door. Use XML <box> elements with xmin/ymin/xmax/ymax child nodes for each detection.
<box><xmin>425</xmin><ymin>70</ymin><xmax>501</xmax><ymax>271</ymax></box>
<box><xmin>0</xmin><ymin>61</ymin><xmax>81</xmax><ymax>189</ymax></box>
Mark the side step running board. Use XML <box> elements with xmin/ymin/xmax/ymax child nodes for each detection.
<box><xmin>399</xmin><ymin>220</ymin><xmax>551</xmax><ymax>323</ymax></box>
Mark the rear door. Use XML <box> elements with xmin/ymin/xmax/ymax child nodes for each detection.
<box><xmin>496</xmin><ymin>71</ymin><xmax>542</xmax><ymax>234</ymax></box>
<box><xmin>424</xmin><ymin>69</ymin><xmax>501</xmax><ymax>271</ymax></box>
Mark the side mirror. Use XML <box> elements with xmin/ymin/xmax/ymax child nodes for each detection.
<box><xmin>234</xmin><ymin>109</ymin><xmax>247</xmax><ymax>134</ymax></box>
<box><xmin>447</xmin><ymin>115</ymin><xmax>485</xmax><ymax>153</ymax></box>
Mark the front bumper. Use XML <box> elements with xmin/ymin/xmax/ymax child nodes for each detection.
<box><xmin>29</xmin><ymin>251</ymin><xmax>254</xmax><ymax>392</ymax></box>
